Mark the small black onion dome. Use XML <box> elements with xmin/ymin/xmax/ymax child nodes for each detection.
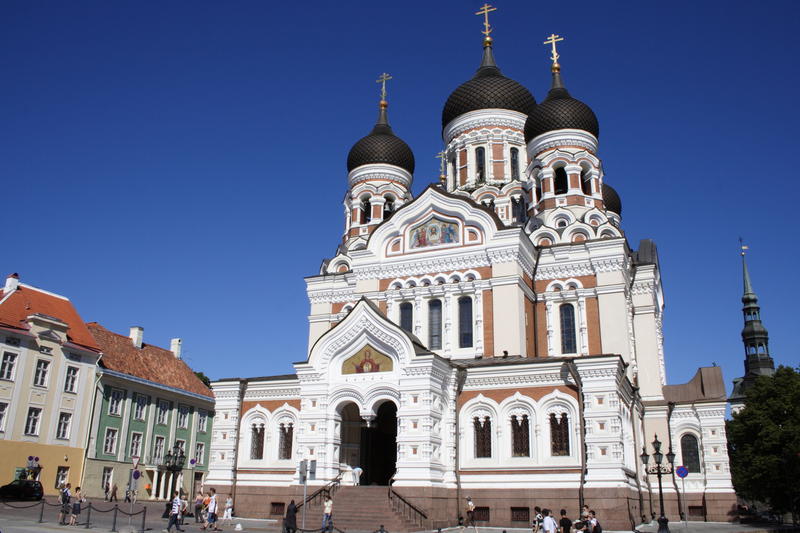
<box><xmin>602</xmin><ymin>182</ymin><xmax>622</xmax><ymax>215</ymax></box>
<box><xmin>347</xmin><ymin>102</ymin><xmax>415</xmax><ymax>174</ymax></box>
<box><xmin>442</xmin><ymin>41</ymin><xmax>536</xmax><ymax>130</ymax></box>
<box><xmin>524</xmin><ymin>70</ymin><xmax>599</xmax><ymax>143</ymax></box>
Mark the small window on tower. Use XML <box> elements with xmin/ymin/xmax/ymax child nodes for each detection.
<box><xmin>360</xmin><ymin>196</ymin><xmax>371</xmax><ymax>224</ymax></box>
<box><xmin>400</xmin><ymin>302</ymin><xmax>413</xmax><ymax>332</ymax></box>
<box><xmin>383</xmin><ymin>195</ymin><xmax>395</xmax><ymax>219</ymax></box>
<box><xmin>554</xmin><ymin>167</ymin><xmax>568</xmax><ymax>195</ymax></box>
<box><xmin>475</xmin><ymin>147</ymin><xmax>486</xmax><ymax>182</ymax></box>
<box><xmin>580</xmin><ymin>167</ymin><xmax>592</xmax><ymax>195</ymax></box>
<box><xmin>510</xmin><ymin>147</ymin><xmax>520</xmax><ymax>180</ymax></box>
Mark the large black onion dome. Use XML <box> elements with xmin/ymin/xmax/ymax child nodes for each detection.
<box><xmin>442</xmin><ymin>42</ymin><xmax>536</xmax><ymax>130</ymax></box>
<box><xmin>347</xmin><ymin>102</ymin><xmax>415</xmax><ymax>174</ymax></box>
<box><xmin>602</xmin><ymin>183</ymin><xmax>622</xmax><ymax>215</ymax></box>
<box><xmin>524</xmin><ymin>70</ymin><xmax>598</xmax><ymax>143</ymax></box>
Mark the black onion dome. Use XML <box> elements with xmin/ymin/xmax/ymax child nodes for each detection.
<box><xmin>347</xmin><ymin>103</ymin><xmax>415</xmax><ymax>174</ymax></box>
<box><xmin>602</xmin><ymin>183</ymin><xmax>622</xmax><ymax>215</ymax></box>
<box><xmin>524</xmin><ymin>70</ymin><xmax>599</xmax><ymax>143</ymax></box>
<box><xmin>442</xmin><ymin>42</ymin><xmax>536</xmax><ymax>130</ymax></box>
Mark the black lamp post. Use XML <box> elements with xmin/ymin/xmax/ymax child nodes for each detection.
<box><xmin>640</xmin><ymin>435</ymin><xmax>675</xmax><ymax>533</ymax></box>
<box><xmin>162</xmin><ymin>443</ymin><xmax>187</xmax><ymax>497</ymax></box>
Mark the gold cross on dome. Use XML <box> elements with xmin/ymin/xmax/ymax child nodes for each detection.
<box><xmin>475</xmin><ymin>4</ymin><xmax>497</xmax><ymax>38</ymax></box>
<box><xmin>376</xmin><ymin>72</ymin><xmax>392</xmax><ymax>101</ymax></box>
<box><xmin>739</xmin><ymin>237</ymin><xmax>749</xmax><ymax>256</ymax></box>
<box><xmin>435</xmin><ymin>151</ymin><xmax>447</xmax><ymax>175</ymax></box>
<box><xmin>544</xmin><ymin>33</ymin><xmax>564</xmax><ymax>67</ymax></box>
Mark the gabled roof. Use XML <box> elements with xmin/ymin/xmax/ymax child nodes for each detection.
<box><xmin>0</xmin><ymin>283</ymin><xmax>99</xmax><ymax>351</ymax></box>
<box><xmin>88</xmin><ymin>322</ymin><xmax>213</xmax><ymax>399</ymax></box>
<box><xmin>663</xmin><ymin>366</ymin><xmax>726</xmax><ymax>403</ymax></box>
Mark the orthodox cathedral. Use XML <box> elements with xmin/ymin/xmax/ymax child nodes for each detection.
<box><xmin>208</xmin><ymin>13</ymin><xmax>736</xmax><ymax>530</ymax></box>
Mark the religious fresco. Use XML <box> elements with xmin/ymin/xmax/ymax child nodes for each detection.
<box><xmin>409</xmin><ymin>218</ymin><xmax>459</xmax><ymax>249</ymax></box>
<box><xmin>341</xmin><ymin>345</ymin><xmax>393</xmax><ymax>375</ymax></box>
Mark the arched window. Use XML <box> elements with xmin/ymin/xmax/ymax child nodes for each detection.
<box><xmin>680</xmin><ymin>433</ymin><xmax>701</xmax><ymax>473</ymax></box>
<box><xmin>512</xmin><ymin>196</ymin><xmax>526</xmax><ymax>222</ymax></box>
<box><xmin>383</xmin><ymin>196</ymin><xmax>395</xmax><ymax>219</ymax></box>
<box><xmin>360</xmin><ymin>197</ymin><xmax>371</xmax><ymax>224</ymax></box>
<box><xmin>535</xmin><ymin>183</ymin><xmax>542</xmax><ymax>203</ymax></box>
<box><xmin>511</xmin><ymin>414</ymin><xmax>530</xmax><ymax>457</ymax></box>
<box><xmin>474</xmin><ymin>416</ymin><xmax>492</xmax><ymax>458</ymax></box>
<box><xmin>510</xmin><ymin>147</ymin><xmax>520</xmax><ymax>180</ymax></box>
<box><xmin>550</xmin><ymin>412</ymin><xmax>570</xmax><ymax>456</ymax></box>
<box><xmin>428</xmin><ymin>299</ymin><xmax>442</xmax><ymax>349</ymax></box>
<box><xmin>475</xmin><ymin>147</ymin><xmax>486</xmax><ymax>182</ymax></box>
<box><xmin>278</xmin><ymin>422</ymin><xmax>293</xmax><ymax>460</ymax></box>
<box><xmin>580</xmin><ymin>168</ymin><xmax>592</xmax><ymax>195</ymax></box>
<box><xmin>400</xmin><ymin>302</ymin><xmax>413</xmax><ymax>332</ymax></box>
<box><xmin>554</xmin><ymin>167</ymin><xmax>568</xmax><ymax>195</ymax></box>
<box><xmin>459</xmin><ymin>296</ymin><xmax>473</xmax><ymax>348</ymax></box>
<box><xmin>250</xmin><ymin>423</ymin><xmax>265</xmax><ymax>460</ymax></box>
<box><xmin>560</xmin><ymin>304</ymin><xmax>577</xmax><ymax>354</ymax></box>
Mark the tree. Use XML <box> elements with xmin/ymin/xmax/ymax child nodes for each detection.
<box><xmin>727</xmin><ymin>366</ymin><xmax>800</xmax><ymax>524</ymax></box>
<box><xmin>194</xmin><ymin>371</ymin><xmax>211</xmax><ymax>388</ymax></box>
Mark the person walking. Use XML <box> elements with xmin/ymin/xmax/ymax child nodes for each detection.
<box><xmin>69</xmin><ymin>487</ymin><xmax>85</xmax><ymax>526</ymax></box>
<box><xmin>322</xmin><ymin>495</ymin><xmax>333</xmax><ymax>532</ymax></box>
<box><xmin>588</xmin><ymin>510</ymin><xmax>601</xmax><ymax>533</ymax></box>
<box><xmin>543</xmin><ymin>509</ymin><xmax>558</xmax><ymax>533</ymax></box>
<box><xmin>194</xmin><ymin>492</ymin><xmax>205</xmax><ymax>523</ymax></box>
<box><xmin>164</xmin><ymin>491</ymin><xmax>186</xmax><ymax>533</ymax></box>
<box><xmin>284</xmin><ymin>500</ymin><xmax>297</xmax><ymax>533</ymax></box>
<box><xmin>104</xmin><ymin>482</ymin><xmax>110</xmax><ymax>502</ymax></box>
<box><xmin>202</xmin><ymin>488</ymin><xmax>219</xmax><ymax>531</ymax></box>
<box><xmin>222</xmin><ymin>495</ymin><xmax>233</xmax><ymax>526</ymax></box>
<box><xmin>559</xmin><ymin>509</ymin><xmax>572</xmax><ymax>533</ymax></box>
<box><xmin>58</xmin><ymin>483</ymin><xmax>72</xmax><ymax>525</ymax></box>
<box><xmin>110</xmin><ymin>483</ymin><xmax>118</xmax><ymax>502</ymax></box>
<box><xmin>533</xmin><ymin>506</ymin><xmax>544</xmax><ymax>533</ymax></box>
<box><xmin>465</xmin><ymin>497</ymin><xmax>476</xmax><ymax>529</ymax></box>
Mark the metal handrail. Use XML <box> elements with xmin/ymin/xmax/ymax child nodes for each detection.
<box><xmin>386</xmin><ymin>471</ymin><xmax>427</xmax><ymax>527</ymax></box>
<box><xmin>296</xmin><ymin>473</ymin><xmax>343</xmax><ymax>510</ymax></box>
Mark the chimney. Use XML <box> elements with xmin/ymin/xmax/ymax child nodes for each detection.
<box><xmin>4</xmin><ymin>273</ymin><xmax>19</xmax><ymax>293</ymax></box>
<box><xmin>129</xmin><ymin>326</ymin><xmax>143</xmax><ymax>349</ymax></box>
<box><xmin>170</xmin><ymin>338</ymin><xmax>182</xmax><ymax>359</ymax></box>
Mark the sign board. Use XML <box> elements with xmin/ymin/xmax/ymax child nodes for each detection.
<box><xmin>676</xmin><ymin>465</ymin><xmax>689</xmax><ymax>478</ymax></box>
<box><xmin>132</xmin><ymin>470</ymin><xmax>141</xmax><ymax>480</ymax></box>
<box><xmin>309</xmin><ymin>460</ymin><xmax>317</xmax><ymax>481</ymax></box>
<box><xmin>132</xmin><ymin>456</ymin><xmax>140</xmax><ymax>469</ymax></box>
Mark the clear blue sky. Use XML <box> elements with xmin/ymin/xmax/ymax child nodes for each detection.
<box><xmin>2</xmin><ymin>1</ymin><xmax>797</xmax><ymax>386</ymax></box>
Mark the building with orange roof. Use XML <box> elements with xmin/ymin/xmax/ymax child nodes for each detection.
<box><xmin>0</xmin><ymin>273</ymin><xmax>102</xmax><ymax>495</ymax></box>
<box><xmin>83</xmin><ymin>322</ymin><xmax>214</xmax><ymax>501</ymax></box>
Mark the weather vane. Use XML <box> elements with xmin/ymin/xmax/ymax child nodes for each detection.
<box><xmin>475</xmin><ymin>4</ymin><xmax>497</xmax><ymax>40</ymax></box>
<box><xmin>544</xmin><ymin>33</ymin><xmax>564</xmax><ymax>71</ymax></box>
<box><xmin>376</xmin><ymin>72</ymin><xmax>392</xmax><ymax>102</ymax></box>
<box><xmin>739</xmin><ymin>237</ymin><xmax>749</xmax><ymax>256</ymax></box>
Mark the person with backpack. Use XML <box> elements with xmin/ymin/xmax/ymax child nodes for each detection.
<box><xmin>58</xmin><ymin>483</ymin><xmax>72</xmax><ymax>525</ymax></box>
<box><xmin>532</xmin><ymin>506</ymin><xmax>544</xmax><ymax>533</ymax></box>
<box><xmin>589</xmin><ymin>510</ymin><xmax>602</xmax><ymax>533</ymax></box>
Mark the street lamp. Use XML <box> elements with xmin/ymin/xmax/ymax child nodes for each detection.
<box><xmin>640</xmin><ymin>434</ymin><xmax>675</xmax><ymax>533</ymax></box>
<box><xmin>161</xmin><ymin>442</ymin><xmax>187</xmax><ymax>498</ymax></box>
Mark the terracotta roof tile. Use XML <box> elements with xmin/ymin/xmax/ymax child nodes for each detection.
<box><xmin>87</xmin><ymin>322</ymin><xmax>213</xmax><ymax>398</ymax></box>
<box><xmin>0</xmin><ymin>285</ymin><xmax>100</xmax><ymax>351</ymax></box>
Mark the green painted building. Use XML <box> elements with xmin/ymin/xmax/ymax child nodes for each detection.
<box><xmin>83</xmin><ymin>323</ymin><xmax>214</xmax><ymax>500</ymax></box>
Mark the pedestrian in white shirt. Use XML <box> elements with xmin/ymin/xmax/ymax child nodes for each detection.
<box><xmin>543</xmin><ymin>509</ymin><xmax>558</xmax><ymax>533</ymax></box>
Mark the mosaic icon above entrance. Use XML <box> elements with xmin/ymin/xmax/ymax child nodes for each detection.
<box><xmin>342</xmin><ymin>345</ymin><xmax>393</xmax><ymax>374</ymax></box>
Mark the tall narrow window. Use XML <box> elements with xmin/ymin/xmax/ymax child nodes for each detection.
<box><xmin>511</xmin><ymin>414</ymin><xmax>530</xmax><ymax>457</ymax></box>
<box><xmin>554</xmin><ymin>167</ymin><xmax>568</xmax><ymax>195</ymax></box>
<box><xmin>25</xmin><ymin>407</ymin><xmax>42</xmax><ymax>436</ymax></box>
<box><xmin>459</xmin><ymin>297</ymin><xmax>473</xmax><ymax>348</ymax></box>
<box><xmin>279</xmin><ymin>423</ymin><xmax>294</xmax><ymax>460</ymax></box>
<box><xmin>383</xmin><ymin>196</ymin><xmax>395</xmax><ymax>219</ymax></box>
<box><xmin>129</xmin><ymin>432</ymin><xmax>142</xmax><ymax>457</ymax></box>
<box><xmin>681</xmin><ymin>434</ymin><xmax>701</xmax><ymax>473</ymax></box>
<box><xmin>475</xmin><ymin>147</ymin><xmax>486</xmax><ymax>182</ymax></box>
<box><xmin>510</xmin><ymin>147</ymin><xmax>520</xmax><ymax>180</ymax></box>
<box><xmin>550</xmin><ymin>412</ymin><xmax>570</xmax><ymax>456</ymax></box>
<box><xmin>56</xmin><ymin>412</ymin><xmax>72</xmax><ymax>440</ymax></box>
<box><xmin>104</xmin><ymin>428</ymin><xmax>118</xmax><ymax>454</ymax></box>
<box><xmin>153</xmin><ymin>436</ymin><xmax>165</xmax><ymax>462</ymax></box>
<box><xmin>473</xmin><ymin>416</ymin><xmax>492</xmax><ymax>458</ymax></box>
<box><xmin>428</xmin><ymin>299</ymin><xmax>442</xmax><ymax>349</ymax></box>
<box><xmin>250</xmin><ymin>423</ymin><xmax>265</xmax><ymax>460</ymax></box>
<box><xmin>560</xmin><ymin>303</ymin><xmax>577</xmax><ymax>354</ymax></box>
<box><xmin>360</xmin><ymin>197</ymin><xmax>371</xmax><ymax>224</ymax></box>
<box><xmin>0</xmin><ymin>402</ymin><xmax>7</xmax><ymax>432</ymax></box>
<box><xmin>109</xmin><ymin>389</ymin><xmax>124</xmax><ymax>416</ymax></box>
<box><xmin>580</xmin><ymin>168</ymin><xmax>592</xmax><ymax>195</ymax></box>
<box><xmin>400</xmin><ymin>302</ymin><xmax>413</xmax><ymax>332</ymax></box>
<box><xmin>64</xmin><ymin>366</ymin><xmax>79</xmax><ymax>393</ymax></box>
<box><xmin>33</xmin><ymin>360</ymin><xmax>50</xmax><ymax>387</ymax></box>
<box><xmin>195</xmin><ymin>442</ymin><xmax>205</xmax><ymax>465</ymax></box>
<box><xmin>0</xmin><ymin>352</ymin><xmax>17</xmax><ymax>380</ymax></box>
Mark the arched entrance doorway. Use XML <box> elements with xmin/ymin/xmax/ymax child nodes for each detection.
<box><xmin>339</xmin><ymin>401</ymin><xmax>397</xmax><ymax>485</ymax></box>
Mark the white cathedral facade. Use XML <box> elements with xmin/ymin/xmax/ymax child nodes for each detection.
<box><xmin>207</xmin><ymin>30</ymin><xmax>736</xmax><ymax>530</ymax></box>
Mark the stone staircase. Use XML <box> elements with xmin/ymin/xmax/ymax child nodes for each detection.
<box><xmin>326</xmin><ymin>486</ymin><xmax>422</xmax><ymax>533</ymax></box>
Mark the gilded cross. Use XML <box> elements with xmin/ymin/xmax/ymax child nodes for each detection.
<box><xmin>436</xmin><ymin>151</ymin><xmax>447</xmax><ymax>175</ymax></box>
<box><xmin>475</xmin><ymin>4</ymin><xmax>497</xmax><ymax>38</ymax></box>
<box><xmin>544</xmin><ymin>33</ymin><xmax>564</xmax><ymax>66</ymax></box>
<box><xmin>376</xmin><ymin>72</ymin><xmax>392</xmax><ymax>101</ymax></box>
<box><xmin>739</xmin><ymin>237</ymin><xmax>749</xmax><ymax>256</ymax></box>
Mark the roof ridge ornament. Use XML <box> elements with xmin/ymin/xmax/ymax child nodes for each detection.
<box><xmin>475</xmin><ymin>3</ymin><xmax>497</xmax><ymax>45</ymax></box>
<box><xmin>544</xmin><ymin>33</ymin><xmax>564</xmax><ymax>73</ymax></box>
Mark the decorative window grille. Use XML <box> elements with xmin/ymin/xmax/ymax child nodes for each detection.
<box><xmin>550</xmin><ymin>412</ymin><xmax>570</xmax><ymax>456</ymax></box>
<box><xmin>251</xmin><ymin>424</ymin><xmax>265</xmax><ymax>460</ymax></box>
<box><xmin>278</xmin><ymin>423</ymin><xmax>294</xmax><ymax>460</ymax></box>
<box><xmin>510</xmin><ymin>148</ymin><xmax>520</xmax><ymax>180</ymax></box>
<box><xmin>270</xmin><ymin>502</ymin><xmax>285</xmax><ymax>516</ymax></box>
<box><xmin>560</xmin><ymin>304</ymin><xmax>577</xmax><ymax>354</ymax></box>
<box><xmin>33</xmin><ymin>360</ymin><xmax>50</xmax><ymax>387</ymax></box>
<box><xmin>459</xmin><ymin>297</ymin><xmax>473</xmax><ymax>348</ymax></box>
<box><xmin>681</xmin><ymin>434</ymin><xmax>701</xmax><ymax>473</ymax></box>
<box><xmin>473</xmin><ymin>507</ymin><xmax>490</xmax><ymax>522</ymax></box>
<box><xmin>511</xmin><ymin>414</ymin><xmax>530</xmax><ymax>457</ymax></box>
<box><xmin>475</xmin><ymin>147</ymin><xmax>486</xmax><ymax>182</ymax></box>
<box><xmin>0</xmin><ymin>352</ymin><xmax>16</xmax><ymax>380</ymax></box>
<box><xmin>511</xmin><ymin>507</ymin><xmax>530</xmax><ymax>522</ymax></box>
<box><xmin>64</xmin><ymin>366</ymin><xmax>79</xmax><ymax>393</ymax></box>
<box><xmin>25</xmin><ymin>407</ymin><xmax>41</xmax><ymax>435</ymax></box>
<box><xmin>399</xmin><ymin>302</ymin><xmax>413</xmax><ymax>332</ymax></box>
<box><xmin>56</xmin><ymin>412</ymin><xmax>72</xmax><ymax>440</ymax></box>
<box><xmin>473</xmin><ymin>416</ymin><xmax>492</xmax><ymax>458</ymax></box>
<box><xmin>428</xmin><ymin>299</ymin><xmax>442</xmax><ymax>349</ymax></box>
